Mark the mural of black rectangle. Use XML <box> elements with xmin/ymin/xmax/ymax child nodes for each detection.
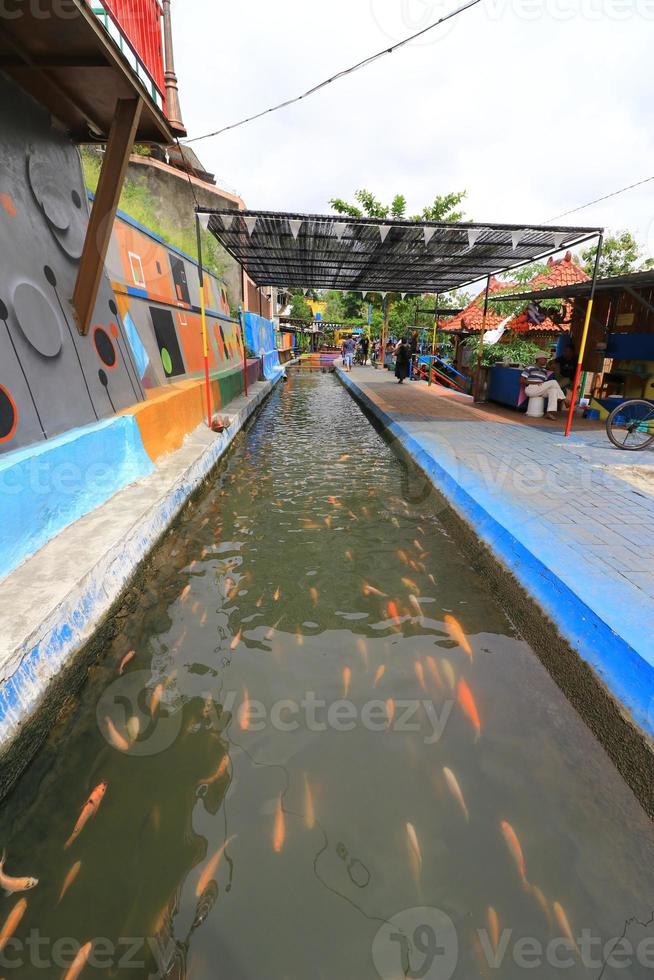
<box><xmin>169</xmin><ymin>255</ymin><xmax>191</xmax><ymax>306</ymax></box>
<box><xmin>149</xmin><ymin>307</ymin><xmax>186</xmax><ymax>377</ymax></box>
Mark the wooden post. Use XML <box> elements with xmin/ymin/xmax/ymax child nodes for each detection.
<box><xmin>565</xmin><ymin>234</ymin><xmax>604</xmax><ymax>437</ymax></box>
<box><xmin>473</xmin><ymin>276</ymin><xmax>492</xmax><ymax>402</ymax></box>
<box><xmin>73</xmin><ymin>98</ymin><xmax>142</xmax><ymax>335</ymax></box>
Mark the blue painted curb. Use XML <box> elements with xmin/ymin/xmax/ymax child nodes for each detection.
<box><xmin>337</xmin><ymin>368</ymin><xmax>654</xmax><ymax>739</ymax></box>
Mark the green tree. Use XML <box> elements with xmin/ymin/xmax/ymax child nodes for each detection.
<box><xmin>329</xmin><ymin>188</ymin><xmax>467</xmax><ymax>223</ymax></box>
<box><xmin>289</xmin><ymin>290</ymin><xmax>312</xmax><ymax>320</ymax></box>
<box><xmin>324</xmin><ymin>290</ymin><xmax>345</xmax><ymax>322</ymax></box>
<box><xmin>580</xmin><ymin>231</ymin><xmax>654</xmax><ymax>278</ymax></box>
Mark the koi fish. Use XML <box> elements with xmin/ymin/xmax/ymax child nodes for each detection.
<box><xmin>62</xmin><ymin>940</ymin><xmax>93</xmax><ymax>979</ymax></box>
<box><xmin>457</xmin><ymin>679</ymin><xmax>481</xmax><ymax>740</ymax></box>
<box><xmin>373</xmin><ymin>665</ymin><xmax>385</xmax><ymax>687</ymax></box>
<box><xmin>413</xmin><ymin>539</ymin><xmax>424</xmax><ymax>552</ymax></box>
<box><xmin>196</xmin><ymin>836</ymin><xmax>236</xmax><ymax>897</ymax></box>
<box><xmin>443</xmin><ymin>767</ymin><xmax>469</xmax><ymax>822</ymax></box>
<box><xmin>428</xmin><ymin>573</ymin><xmax>437</xmax><ymax>587</ymax></box>
<box><xmin>180</xmin><ymin>585</ymin><xmax>191</xmax><ymax>604</ymax></box>
<box><xmin>344</xmin><ymin>550</ymin><xmax>353</xmax><ymax>561</ymax></box>
<box><xmin>386</xmin><ymin>601</ymin><xmax>399</xmax><ymax>621</ymax></box>
<box><xmin>230</xmin><ymin>629</ymin><xmax>242</xmax><ymax>651</ymax></box>
<box><xmin>118</xmin><ymin>650</ymin><xmax>135</xmax><ymax>675</ymax></box>
<box><xmin>324</xmin><ymin>516</ymin><xmax>333</xmax><ymax>529</ymax></box>
<box><xmin>309</xmin><ymin>587</ymin><xmax>319</xmax><ymax>605</ymax></box>
<box><xmin>409</xmin><ymin>595</ymin><xmax>423</xmax><ymax>618</ymax></box>
<box><xmin>202</xmin><ymin>754</ymin><xmax>229</xmax><ymax>787</ymax></box>
<box><xmin>401</xmin><ymin>577</ymin><xmax>419</xmax><ymax>591</ymax></box>
<box><xmin>338</xmin><ymin>454</ymin><xmax>350</xmax><ymax>462</ymax></box>
<box><xmin>386</xmin><ymin>698</ymin><xmax>395</xmax><ymax>728</ymax></box>
<box><xmin>273</xmin><ymin>587</ymin><xmax>281</xmax><ymax>601</ymax></box>
<box><xmin>342</xmin><ymin>667</ymin><xmax>351</xmax><ymax>698</ymax></box>
<box><xmin>191</xmin><ymin>601</ymin><xmax>199</xmax><ymax>615</ymax></box>
<box><xmin>104</xmin><ymin>717</ymin><xmax>129</xmax><ymax>753</ymax></box>
<box><xmin>553</xmin><ymin>902</ymin><xmax>579</xmax><ymax>955</ymax></box>
<box><xmin>296</xmin><ymin>629</ymin><xmax>304</xmax><ymax>647</ymax></box>
<box><xmin>414</xmin><ymin>661</ymin><xmax>427</xmax><ymax>693</ymax></box>
<box><xmin>362</xmin><ymin>583</ymin><xmax>387</xmax><ymax>598</ymax></box>
<box><xmin>441</xmin><ymin>659</ymin><xmax>456</xmax><ymax>690</ymax></box>
<box><xmin>406</xmin><ymin>822</ymin><xmax>422</xmax><ymax>872</ymax></box>
<box><xmin>126</xmin><ymin>716</ymin><xmax>140</xmax><ymax>743</ymax></box>
<box><xmin>327</xmin><ymin>496</ymin><xmax>341</xmax><ymax>506</ymax></box>
<box><xmin>396</xmin><ymin>549</ymin><xmax>409</xmax><ymax>565</ymax></box>
<box><xmin>273</xmin><ymin>796</ymin><xmax>285</xmax><ymax>853</ymax></box>
<box><xmin>0</xmin><ymin>852</ymin><xmax>38</xmax><ymax>895</ymax></box>
<box><xmin>150</xmin><ymin>683</ymin><xmax>164</xmax><ymax>717</ymax></box>
<box><xmin>486</xmin><ymin>907</ymin><xmax>499</xmax><ymax>956</ymax></box>
<box><xmin>425</xmin><ymin>655</ymin><xmax>442</xmax><ymax>691</ymax></box>
<box><xmin>64</xmin><ymin>783</ymin><xmax>107</xmax><ymax>849</ymax></box>
<box><xmin>444</xmin><ymin>614</ymin><xmax>473</xmax><ymax>661</ymax></box>
<box><xmin>200</xmin><ymin>611</ymin><xmax>208</xmax><ymax>626</ymax></box>
<box><xmin>500</xmin><ymin>820</ymin><xmax>528</xmax><ymax>886</ymax></box>
<box><xmin>0</xmin><ymin>898</ymin><xmax>27</xmax><ymax>952</ymax></box>
<box><xmin>355</xmin><ymin>637</ymin><xmax>369</xmax><ymax>668</ymax></box>
<box><xmin>531</xmin><ymin>884</ymin><xmax>552</xmax><ymax>927</ymax></box>
<box><xmin>303</xmin><ymin>774</ymin><xmax>315</xmax><ymax>829</ymax></box>
<box><xmin>240</xmin><ymin>688</ymin><xmax>250</xmax><ymax>731</ymax></box>
<box><xmin>57</xmin><ymin>861</ymin><xmax>81</xmax><ymax>904</ymax></box>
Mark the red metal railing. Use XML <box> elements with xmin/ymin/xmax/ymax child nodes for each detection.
<box><xmin>92</xmin><ymin>0</ymin><xmax>166</xmax><ymax>111</ymax></box>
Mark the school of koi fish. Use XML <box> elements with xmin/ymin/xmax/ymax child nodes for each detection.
<box><xmin>0</xmin><ymin>370</ymin><xmax>652</xmax><ymax>979</ymax></box>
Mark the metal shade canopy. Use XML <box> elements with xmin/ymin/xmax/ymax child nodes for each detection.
<box><xmin>489</xmin><ymin>269</ymin><xmax>654</xmax><ymax>303</ymax></box>
<box><xmin>198</xmin><ymin>208</ymin><xmax>602</xmax><ymax>294</ymax></box>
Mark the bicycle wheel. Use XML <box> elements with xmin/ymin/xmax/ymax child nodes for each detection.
<box><xmin>606</xmin><ymin>399</ymin><xmax>654</xmax><ymax>450</ymax></box>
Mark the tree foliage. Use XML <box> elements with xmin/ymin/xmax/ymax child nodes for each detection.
<box><xmin>329</xmin><ymin>188</ymin><xmax>467</xmax><ymax>223</ymax></box>
<box><xmin>289</xmin><ymin>290</ymin><xmax>312</xmax><ymax>320</ymax></box>
<box><xmin>580</xmin><ymin>231</ymin><xmax>654</xmax><ymax>279</ymax></box>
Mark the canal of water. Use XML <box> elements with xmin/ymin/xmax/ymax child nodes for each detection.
<box><xmin>0</xmin><ymin>369</ymin><xmax>653</xmax><ymax>979</ymax></box>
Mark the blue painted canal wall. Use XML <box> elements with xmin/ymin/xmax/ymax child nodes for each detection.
<box><xmin>337</xmin><ymin>367</ymin><xmax>654</xmax><ymax>742</ymax></box>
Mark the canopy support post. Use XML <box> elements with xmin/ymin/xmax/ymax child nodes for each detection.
<box><xmin>238</xmin><ymin>306</ymin><xmax>249</xmax><ymax>397</ymax></box>
<box><xmin>195</xmin><ymin>214</ymin><xmax>212</xmax><ymax>428</ymax></box>
<box><xmin>473</xmin><ymin>275</ymin><xmax>492</xmax><ymax>402</ymax></box>
<box><xmin>564</xmin><ymin>233</ymin><xmax>603</xmax><ymax>437</ymax></box>
<box><xmin>429</xmin><ymin>294</ymin><xmax>440</xmax><ymax>387</ymax></box>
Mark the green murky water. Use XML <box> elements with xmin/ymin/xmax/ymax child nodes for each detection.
<box><xmin>1</xmin><ymin>370</ymin><xmax>653</xmax><ymax>979</ymax></box>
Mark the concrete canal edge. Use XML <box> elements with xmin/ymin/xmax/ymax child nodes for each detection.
<box><xmin>336</xmin><ymin>367</ymin><xmax>654</xmax><ymax>817</ymax></box>
<box><xmin>0</xmin><ymin>374</ymin><xmax>283</xmax><ymax>799</ymax></box>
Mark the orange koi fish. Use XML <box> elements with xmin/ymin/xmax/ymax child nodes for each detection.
<box><xmin>338</xmin><ymin>454</ymin><xmax>350</xmax><ymax>462</ymax></box>
<box><xmin>0</xmin><ymin>852</ymin><xmax>38</xmax><ymax>895</ymax></box>
<box><xmin>414</xmin><ymin>660</ymin><xmax>427</xmax><ymax>692</ymax></box>
<box><xmin>180</xmin><ymin>585</ymin><xmax>191</xmax><ymax>604</ymax></box>
<box><xmin>64</xmin><ymin>783</ymin><xmax>107</xmax><ymax>849</ymax></box>
<box><xmin>202</xmin><ymin>754</ymin><xmax>229</xmax><ymax>787</ymax></box>
<box><xmin>443</xmin><ymin>767</ymin><xmax>469</xmax><ymax>822</ymax></box>
<box><xmin>444</xmin><ymin>614</ymin><xmax>473</xmax><ymax>661</ymax></box>
<box><xmin>401</xmin><ymin>577</ymin><xmax>419</xmax><ymax>591</ymax></box>
<box><xmin>441</xmin><ymin>658</ymin><xmax>456</xmax><ymax>691</ymax></box>
<box><xmin>425</xmin><ymin>656</ymin><xmax>443</xmax><ymax>691</ymax></box>
<box><xmin>230</xmin><ymin>629</ymin><xmax>242</xmax><ymax>651</ymax></box>
<box><xmin>355</xmin><ymin>637</ymin><xmax>369</xmax><ymax>668</ymax></box>
<box><xmin>118</xmin><ymin>650</ymin><xmax>135</xmax><ymax>675</ymax></box>
<box><xmin>344</xmin><ymin>550</ymin><xmax>353</xmax><ymax>561</ymax></box>
<box><xmin>309</xmin><ymin>587</ymin><xmax>319</xmax><ymax>606</ymax></box>
<box><xmin>196</xmin><ymin>836</ymin><xmax>236</xmax><ymax>897</ymax></box>
<box><xmin>362</xmin><ymin>583</ymin><xmax>387</xmax><ymax>598</ymax></box>
<box><xmin>327</xmin><ymin>495</ymin><xmax>341</xmax><ymax>507</ymax></box>
<box><xmin>191</xmin><ymin>601</ymin><xmax>199</xmax><ymax>615</ymax></box>
<box><xmin>324</xmin><ymin>516</ymin><xmax>333</xmax><ymax>529</ymax></box>
<box><xmin>428</xmin><ymin>573</ymin><xmax>437</xmax><ymax>587</ymax></box>
<box><xmin>273</xmin><ymin>796</ymin><xmax>285</xmax><ymax>853</ymax></box>
<box><xmin>104</xmin><ymin>717</ymin><xmax>129</xmax><ymax>753</ymax></box>
<box><xmin>531</xmin><ymin>884</ymin><xmax>552</xmax><ymax>927</ymax></box>
<box><xmin>386</xmin><ymin>698</ymin><xmax>395</xmax><ymax>728</ymax></box>
<box><xmin>150</xmin><ymin>683</ymin><xmax>164</xmax><ymax>717</ymax></box>
<box><xmin>396</xmin><ymin>549</ymin><xmax>409</xmax><ymax>565</ymax></box>
<box><xmin>303</xmin><ymin>774</ymin><xmax>315</xmax><ymax>829</ymax></box>
<box><xmin>500</xmin><ymin>820</ymin><xmax>528</xmax><ymax>886</ymax></box>
<box><xmin>240</xmin><ymin>688</ymin><xmax>251</xmax><ymax>731</ymax></box>
<box><xmin>200</xmin><ymin>611</ymin><xmax>208</xmax><ymax>626</ymax></box>
<box><xmin>457</xmin><ymin>679</ymin><xmax>481</xmax><ymax>740</ymax></box>
<box><xmin>126</xmin><ymin>716</ymin><xmax>140</xmax><ymax>743</ymax></box>
<box><xmin>409</xmin><ymin>595</ymin><xmax>423</xmax><ymax>618</ymax></box>
<box><xmin>373</xmin><ymin>665</ymin><xmax>385</xmax><ymax>687</ymax></box>
<box><xmin>553</xmin><ymin>902</ymin><xmax>579</xmax><ymax>955</ymax></box>
<box><xmin>296</xmin><ymin>629</ymin><xmax>304</xmax><ymax>647</ymax></box>
<box><xmin>62</xmin><ymin>940</ymin><xmax>93</xmax><ymax>979</ymax></box>
<box><xmin>486</xmin><ymin>907</ymin><xmax>499</xmax><ymax>956</ymax></box>
<box><xmin>413</xmin><ymin>539</ymin><xmax>424</xmax><ymax>553</ymax></box>
<box><xmin>406</xmin><ymin>822</ymin><xmax>422</xmax><ymax>873</ymax></box>
<box><xmin>342</xmin><ymin>667</ymin><xmax>351</xmax><ymax>698</ymax></box>
<box><xmin>386</xmin><ymin>601</ymin><xmax>399</xmax><ymax>621</ymax></box>
<box><xmin>57</xmin><ymin>861</ymin><xmax>81</xmax><ymax>904</ymax></box>
<box><xmin>0</xmin><ymin>898</ymin><xmax>27</xmax><ymax>952</ymax></box>
<box><xmin>273</xmin><ymin>587</ymin><xmax>281</xmax><ymax>601</ymax></box>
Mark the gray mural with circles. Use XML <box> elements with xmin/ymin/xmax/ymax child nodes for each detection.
<box><xmin>0</xmin><ymin>72</ymin><xmax>146</xmax><ymax>454</ymax></box>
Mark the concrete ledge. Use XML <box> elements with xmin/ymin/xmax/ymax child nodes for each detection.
<box><xmin>0</xmin><ymin>375</ymin><xmax>280</xmax><ymax>762</ymax></box>
<box><xmin>336</xmin><ymin>367</ymin><xmax>654</xmax><ymax>742</ymax></box>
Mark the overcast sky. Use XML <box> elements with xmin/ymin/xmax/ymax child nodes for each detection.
<box><xmin>173</xmin><ymin>0</ymin><xmax>654</xmax><ymax>257</ymax></box>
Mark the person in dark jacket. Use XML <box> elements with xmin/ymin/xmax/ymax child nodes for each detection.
<box><xmin>394</xmin><ymin>338</ymin><xmax>410</xmax><ymax>384</ymax></box>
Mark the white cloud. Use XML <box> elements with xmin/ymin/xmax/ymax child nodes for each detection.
<box><xmin>172</xmin><ymin>0</ymin><xmax>654</xmax><ymax>254</ymax></box>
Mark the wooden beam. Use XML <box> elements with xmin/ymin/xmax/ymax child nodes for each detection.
<box><xmin>72</xmin><ymin>98</ymin><xmax>142</xmax><ymax>335</ymax></box>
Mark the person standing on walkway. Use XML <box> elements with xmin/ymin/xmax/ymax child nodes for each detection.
<box><xmin>342</xmin><ymin>335</ymin><xmax>356</xmax><ymax>373</ymax></box>
<box><xmin>394</xmin><ymin>337</ymin><xmax>411</xmax><ymax>384</ymax></box>
<box><xmin>360</xmin><ymin>335</ymin><xmax>370</xmax><ymax>366</ymax></box>
<box><xmin>521</xmin><ymin>353</ymin><xmax>566</xmax><ymax>420</ymax></box>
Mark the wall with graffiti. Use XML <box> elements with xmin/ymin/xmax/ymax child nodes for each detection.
<box><xmin>0</xmin><ymin>71</ymin><xmax>244</xmax><ymax>460</ymax></box>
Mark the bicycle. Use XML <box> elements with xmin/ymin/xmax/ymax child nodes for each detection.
<box><xmin>605</xmin><ymin>399</ymin><xmax>654</xmax><ymax>451</ymax></box>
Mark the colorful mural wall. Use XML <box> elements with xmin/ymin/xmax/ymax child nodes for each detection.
<box><xmin>0</xmin><ymin>72</ymin><xmax>244</xmax><ymax>460</ymax></box>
